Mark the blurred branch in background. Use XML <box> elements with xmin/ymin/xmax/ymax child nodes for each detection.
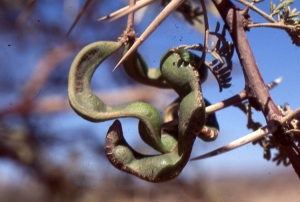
<box><xmin>0</xmin><ymin>0</ymin><xmax>300</xmax><ymax>201</ymax></box>
<box><xmin>0</xmin><ymin>1</ymin><xmax>178</xmax><ymax>200</ymax></box>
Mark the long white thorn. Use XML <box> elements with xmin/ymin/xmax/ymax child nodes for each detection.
<box><xmin>190</xmin><ymin>122</ymin><xmax>278</xmax><ymax>160</ymax></box>
<box><xmin>266</xmin><ymin>76</ymin><xmax>282</xmax><ymax>90</ymax></box>
<box><xmin>113</xmin><ymin>0</ymin><xmax>186</xmax><ymax>72</ymax></box>
<box><xmin>98</xmin><ymin>0</ymin><xmax>155</xmax><ymax>22</ymax></box>
<box><xmin>191</xmin><ymin>107</ymin><xmax>300</xmax><ymax>161</ymax></box>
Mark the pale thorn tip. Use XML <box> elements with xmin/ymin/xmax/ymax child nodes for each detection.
<box><xmin>190</xmin><ymin>122</ymin><xmax>277</xmax><ymax>161</ymax></box>
<box><xmin>112</xmin><ymin>40</ymin><xmax>141</xmax><ymax>72</ymax></box>
<box><xmin>103</xmin><ymin>0</ymin><xmax>156</xmax><ymax>22</ymax></box>
<box><xmin>266</xmin><ymin>76</ymin><xmax>283</xmax><ymax>90</ymax></box>
<box><xmin>274</xmin><ymin>76</ymin><xmax>283</xmax><ymax>84</ymax></box>
<box><xmin>112</xmin><ymin>61</ymin><xmax>122</xmax><ymax>72</ymax></box>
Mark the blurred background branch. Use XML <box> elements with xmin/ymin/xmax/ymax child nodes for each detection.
<box><xmin>0</xmin><ymin>0</ymin><xmax>299</xmax><ymax>201</ymax></box>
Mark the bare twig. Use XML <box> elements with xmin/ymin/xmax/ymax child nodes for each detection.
<box><xmin>0</xmin><ymin>86</ymin><xmax>174</xmax><ymax>115</ymax></box>
<box><xmin>191</xmin><ymin>107</ymin><xmax>300</xmax><ymax>160</ymax></box>
<box><xmin>236</xmin><ymin>0</ymin><xmax>276</xmax><ymax>23</ymax></box>
<box><xmin>0</xmin><ymin>44</ymin><xmax>76</xmax><ymax>117</ymax></box>
<box><xmin>23</xmin><ymin>44</ymin><xmax>76</xmax><ymax>98</ymax></box>
<box><xmin>247</xmin><ymin>22</ymin><xmax>297</xmax><ymax>30</ymax></box>
<box><xmin>198</xmin><ymin>0</ymin><xmax>209</xmax><ymax>70</ymax></box>
<box><xmin>206</xmin><ymin>77</ymin><xmax>281</xmax><ymax>114</ymax></box>
<box><xmin>127</xmin><ymin>0</ymin><xmax>136</xmax><ymax>29</ymax></box>
<box><xmin>206</xmin><ymin>90</ymin><xmax>246</xmax><ymax>114</ymax></box>
<box><xmin>211</xmin><ymin>0</ymin><xmax>300</xmax><ymax>178</ymax></box>
<box><xmin>16</xmin><ymin>0</ymin><xmax>36</xmax><ymax>26</ymax></box>
<box><xmin>66</xmin><ymin>0</ymin><xmax>93</xmax><ymax>36</ymax></box>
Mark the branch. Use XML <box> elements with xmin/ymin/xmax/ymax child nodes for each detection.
<box><xmin>236</xmin><ymin>0</ymin><xmax>276</xmax><ymax>23</ymax></box>
<box><xmin>211</xmin><ymin>0</ymin><xmax>300</xmax><ymax>178</ymax></box>
<box><xmin>0</xmin><ymin>86</ymin><xmax>174</xmax><ymax>116</ymax></box>
<box><xmin>198</xmin><ymin>0</ymin><xmax>209</xmax><ymax>69</ymax></box>
<box><xmin>247</xmin><ymin>22</ymin><xmax>296</xmax><ymax>31</ymax></box>
<box><xmin>212</xmin><ymin>0</ymin><xmax>280</xmax><ymax>121</ymax></box>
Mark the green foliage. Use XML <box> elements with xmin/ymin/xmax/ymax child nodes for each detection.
<box><xmin>270</xmin><ymin>0</ymin><xmax>300</xmax><ymax>45</ymax></box>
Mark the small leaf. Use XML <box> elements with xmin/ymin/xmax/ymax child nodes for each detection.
<box><xmin>221</xmin><ymin>83</ymin><xmax>231</xmax><ymax>88</ymax></box>
<box><xmin>291</xmin><ymin>7</ymin><xmax>297</xmax><ymax>14</ymax></box>
<box><xmin>215</xmin><ymin>38</ymin><xmax>221</xmax><ymax>51</ymax></box>
<box><xmin>289</xmin><ymin>12</ymin><xmax>300</xmax><ymax>18</ymax></box>
<box><xmin>210</xmin><ymin>59</ymin><xmax>218</xmax><ymax>66</ymax></box>
<box><xmin>220</xmin><ymin>77</ymin><xmax>232</xmax><ymax>84</ymax></box>
<box><xmin>218</xmin><ymin>43</ymin><xmax>230</xmax><ymax>55</ymax></box>
<box><xmin>264</xmin><ymin>149</ymin><xmax>271</xmax><ymax>160</ymax></box>
<box><xmin>272</xmin><ymin>9</ymin><xmax>280</xmax><ymax>16</ymax></box>
<box><xmin>221</xmin><ymin>24</ymin><xmax>227</xmax><ymax>36</ymax></box>
<box><xmin>217</xmin><ymin>66</ymin><xmax>231</xmax><ymax>75</ymax></box>
<box><xmin>286</xmin><ymin>19</ymin><xmax>296</xmax><ymax>24</ymax></box>
<box><xmin>211</xmin><ymin>41</ymin><xmax>215</xmax><ymax>51</ymax></box>
<box><xmin>212</xmin><ymin>62</ymin><xmax>223</xmax><ymax>71</ymax></box>
<box><xmin>270</xmin><ymin>1</ymin><xmax>275</xmax><ymax>14</ymax></box>
<box><xmin>275</xmin><ymin>2</ymin><xmax>285</xmax><ymax>12</ymax></box>
<box><xmin>225</xmin><ymin>61</ymin><xmax>233</xmax><ymax>72</ymax></box>
<box><xmin>215</xmin><ymin>22</ymin><xmax>220</xmax><ymax>33</ymax></box>
<box><xmin>219</xmin><ymin>71</ymin><xmax>231</xmax><ymax>80</ymax></box>
<box><xmin>285</xmin><ymin>0</ymin><xmax>295</xmax><ymax>5</ymax></box>
<box><xmin>284</xmin><ymin>9</ymin><xmax>289</xmax><ymax>22</ymax></box>
<box><xmin>211</xmin><ymin>51</ymin><xmax>224</xmax><ymax>64</ymax></box>
<box><xmin>278</xmin><ymin>13</ymin><xmax>281</xmax><ymax>21</ymax></box>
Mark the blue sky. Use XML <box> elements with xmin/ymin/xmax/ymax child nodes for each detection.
<box><xmin>1</xmin><ymin>0</ymin><xmax>300</xmax><ymax>184</ymax></box>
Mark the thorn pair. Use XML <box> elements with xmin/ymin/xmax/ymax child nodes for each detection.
<box><xmin>100</xmin><ymin>0</ymin><xmax>186</xmax><ymax>72</ymax></box>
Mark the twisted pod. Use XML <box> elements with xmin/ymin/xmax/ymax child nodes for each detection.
<box><xmin>105</xmin><ymin>48</ymin><xmax>208</xmax><ymax>182</ymax></box>
<box><xmin>68</xmin><ymin>41</ymin><xmax>217</xmax><ymax>182</ymax></box>
<box><xmin>69</xmin><ymin>41</ymin><xmax>176</xmax><ymax>154</ymax></box>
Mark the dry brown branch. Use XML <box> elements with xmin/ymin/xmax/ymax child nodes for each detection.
<box><xmin>23</xmin><ymin>44</ymin><xmax>76</xmax><ymax>98</ymax></box>
<box><xmin>0</xmin><ymin>86</ymin><xmax>174</xmax><ymax>116</ymax></box>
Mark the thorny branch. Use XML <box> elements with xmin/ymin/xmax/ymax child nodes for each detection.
<box><xmin>211</xmin><ymin>0</ymin><xmax>300</xmax><ymax>178</ymax></box>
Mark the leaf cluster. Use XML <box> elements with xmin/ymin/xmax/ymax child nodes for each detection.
<box><xmin>207</xmin><ymin>23</ymin><xmax>234</xmax><ymax>92</ymax></box>
<box><xmin>237</xmin><ymin>102</ymin><xmax>300</xmax><ymax>166</ymax></box>
<box><xmin>270</xmin><ymin>0</ymin><xmax>300</xmax><ymax>45</ymax></box>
